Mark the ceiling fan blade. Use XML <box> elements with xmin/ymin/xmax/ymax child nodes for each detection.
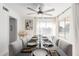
<box><xmin>44</xmin><ymin>8</ymin><xmax>55</xmax><ymax>13</ymax></box>
<box><xmin>27</xmin><ymin>7</ymin><xmax>37</xmax><ymax>12</ymax></box>
<box><xmin>43</xmin><ymin>13</ymin><xmax>52</xmax><ymax>16</ymax></box>
<box><xmin>27</xmin><ymin>13</ymin><xmax>36</xmax><ymax>15</ymax></box>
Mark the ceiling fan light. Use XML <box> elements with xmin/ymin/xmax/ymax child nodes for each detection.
<box><xmin>38</xmin><ymin>11</ymin><xmax>43</xmax><ymax>14</ymax></box>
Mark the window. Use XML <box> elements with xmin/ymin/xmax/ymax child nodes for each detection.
<box><xmin>58</xmin><ymin>16</ymin><xmax>70</xmax><ymax>39</ymax></box>
<box><xmin>36</xmin><ymin>19</ymin><xmax>56</xmax><ymax>37</ymax></box>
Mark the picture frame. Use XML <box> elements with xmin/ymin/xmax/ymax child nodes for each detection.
<box><xmin>25</xmin><ymin>19</ymin><xmax>33</xmax><ymax>30</ymax></box>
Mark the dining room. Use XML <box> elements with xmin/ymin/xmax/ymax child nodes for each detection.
<box><xmin>0</xmin><ymin>3</ymin><xmax>75</xmax><ymax>56</ymax></box>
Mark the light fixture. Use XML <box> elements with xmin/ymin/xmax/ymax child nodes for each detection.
<box><xmin>18</xmin><ymin>30</ymin><xmax>27</xmax><ymax>48</ymax></box>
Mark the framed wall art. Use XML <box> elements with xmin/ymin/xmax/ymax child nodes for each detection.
<box><xmin>25</xmin><ymin>19</ymin><xmax>33</xmax><ymax>30</ymax></box>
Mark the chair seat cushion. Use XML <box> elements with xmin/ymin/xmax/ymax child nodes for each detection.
<box><xmin>21</xmin><ymin>47</ymin><xmax>33</xmax><ymax>53</ymax></box>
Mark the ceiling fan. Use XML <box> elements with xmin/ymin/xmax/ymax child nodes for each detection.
<box><xmin>27</xmin><ymin>6</ymin><xmax>55</xmax><ymax>16</ymax></box>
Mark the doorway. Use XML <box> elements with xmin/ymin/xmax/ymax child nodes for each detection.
<box><xmin>9</xmin><ymin>16</ymin><xmax>17</xmax><ymax>43</ymax></box>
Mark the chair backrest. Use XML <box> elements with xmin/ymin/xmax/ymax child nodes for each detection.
<box><xmin>52</xmin><ymin>37</ymin><xmax>59</xmax><ymax>46</ymax></box>
<box><xmin>9</xmin><ymin>39</ymin><xmax>22</xmax><ymax>56</ymax></box>
<box><xmin>58</xmin><ymin>39</ymin><xmax>72</xmax><ymax>56</ymax></box>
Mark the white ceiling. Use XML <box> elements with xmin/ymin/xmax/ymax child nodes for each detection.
<box><xmin>4</xmin><ymin>3</ymin><xmax>72</xmax><ymax>17</ymax></box>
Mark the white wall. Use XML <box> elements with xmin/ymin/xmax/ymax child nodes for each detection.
<box><xmin>0</xmin><ymin>3</ymin><xmax>22</xmax><ymax>56</ymax></box>
<box><xmin>0</xmin><ymin>3</ymin><xmax>9</xmax><ymax>56</ymax></box>
<box><xmin>72</xmin><ymin>3</ymin><xmax>79</xmax><ymax>56</ymax></box>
